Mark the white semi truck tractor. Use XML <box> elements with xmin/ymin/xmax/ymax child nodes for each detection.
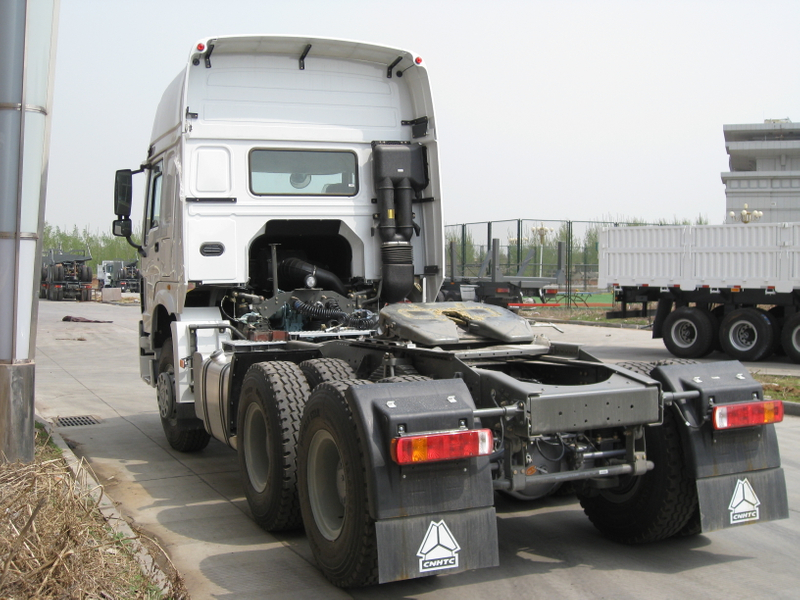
<box><xmin>112</xmin><ymin>35</ymin><xmax>788</xmax><ymax>587</ymax></box>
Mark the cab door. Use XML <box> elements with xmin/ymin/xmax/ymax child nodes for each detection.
<box><xmin>141</xmin><ymin>158</ymin><xmax>176</xmax><ymax>308</ymax></box>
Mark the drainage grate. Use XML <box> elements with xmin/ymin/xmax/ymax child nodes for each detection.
<box><xmin>53</xmin><ymin>415</ymin><xmax>103</xmax><ymax>427</ymax></box>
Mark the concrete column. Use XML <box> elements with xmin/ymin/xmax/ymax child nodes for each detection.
<box><xmin>0</xmin><ymin>0</ymin><xmax>59</xmax><ymax>462</ymax></box>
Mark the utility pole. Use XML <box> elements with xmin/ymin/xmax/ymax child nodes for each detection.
<box><xmin>0</xmin><ymin>0</ymin><xmax>60</xmax><ymax>462</ymax></box>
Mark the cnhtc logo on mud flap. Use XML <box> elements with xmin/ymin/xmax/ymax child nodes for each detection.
<box><xmin>729</xmin><ymin>478</ymin><xmax>761</xmax><ymax>524</ymax></box>
<box><xmin>417</xmin><ymin>520</ymin><xmax>461</xmax><ymax>573</ymax></box>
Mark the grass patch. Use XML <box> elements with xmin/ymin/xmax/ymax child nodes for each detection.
<box><xmin>34</xmin><ymin>421</ymin><xmax>62</xmax><ymax>461</ymax></box>
<box><xmin>519</xmin><ymin>305</ymin><xmax>652</xmax><ymax>327</ymax></box>
<box><xmin>752</xmin><ymin>373</ymin><xmax>800</xmax><ymax>404</ymax></box>
<box><xmin>0</xmin><ymin>423</ymin><xmax>188</xmax><ymax>599</ymax></box>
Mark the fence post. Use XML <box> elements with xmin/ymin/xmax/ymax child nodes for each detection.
<box><xmin>566</xmin><ymin>221</ymin><xmax>573</xmax><ymax>298</ymax></box>
<box><xmin>460</xmin><ymin>223</ymin><xmax>466</xmax><ymax>277</ymax></box>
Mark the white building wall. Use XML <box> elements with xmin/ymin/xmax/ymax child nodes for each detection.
<box><xmin>722</xmin><ymin>121</ymin><xmax>800</xmax><ymax>223</ymax></box>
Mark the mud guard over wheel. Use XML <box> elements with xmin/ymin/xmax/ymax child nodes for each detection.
<box><xmin>298</xmin><ymin>379</ymin><xmax>378</xmax><ymax>587</ymax></box>
<box><xmin>578</xmin><ymin>408</ymin><xmax>697</xmax><ymax>543</ymax></box>
<box><xmin>299</xmin><ymin>377</ymin><xmax>499</xmax><ymax>586</ymax></box>
<box><xmin>237</xmin><ymin>361</ymin><xmax>310</xmax><ymax>531</ymax></box>
<box><xmin>158</xmin><ymin>338</ymin><xmax>210</xmax><ymax>453</ymax></box>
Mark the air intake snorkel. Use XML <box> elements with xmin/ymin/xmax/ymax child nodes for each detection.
<box><xmin>371</xmin><ymin>141</ymin><xmax>428</xmax><ymax>303</ymax></box>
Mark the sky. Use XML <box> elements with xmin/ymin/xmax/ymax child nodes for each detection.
<box><xmin>45</xmin><ymin>0</ymin><xmax>800</xmax><ymax>233</ymax></box>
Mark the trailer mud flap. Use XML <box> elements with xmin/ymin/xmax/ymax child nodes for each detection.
<box><xmin>375</xmin><ymin>507</ymin><xmax>498</xmax><ymax>583</ymax></box>
<box><xmin>696</xmin><ymin>467</ymin><xmax>788</xmax><ymax>532</ymax></box>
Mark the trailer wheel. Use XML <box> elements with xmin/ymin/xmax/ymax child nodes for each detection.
<box><xmin>300</xmin><ymin>358</ymin><xmax>356</xmax><ymax>390</ymax></box>
<box><xmin>238</xmin><ymin>361</ymin><xmax>309</xmax><ymax>531</ymax></box>
<box><xmin>298</xmin><ymin>379</ymin><xmax>378</xmax><ymax>587</ymax></box>
<box><xmin>780</xmin><ymin>312</ymin><xmax>800</xmax><ymax>363</ymax></box>
<box><xmin>762</xmin><ymin>308</ymin><xmax>783</xmax><ymax>357</ymax></box>
<box><xmin>662</xmin><ymin>307</ymin><xmax>715</xmax><ymax>358</ymax></box>
<box><xmin>578</xmin><ymin>408</ymin><xmax>697</xmax><ymax>544</ymax></box>
<box><xmin>157</xmin><ymin>338</ymin><xmax>210</xmax><ymax>453</ymax></box>
<box><xmin>720</xmin><ymin>307</ymin><xmax>773</xmax><ymax>362</ymax></box>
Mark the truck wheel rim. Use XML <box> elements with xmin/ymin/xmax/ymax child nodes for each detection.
<box><xmin>243</xmin><ymin>402</ymin><xmax>269</xmax><ymax>494</ymax></box>
<box><xmin>729</xmin><ymin>321</ymin><xmax>757</xmax><ymax>351</ymax></box>
<box><xmin>307</xmin><ymin>430</ymin><xmax>345</xmax><ymax>541</ymax></box>
<box><xmin>792</xmin><ymin>326</ymin><xmax>800</xmax><ymax>351</ymax></box>
<box><xmin>670</xmin><ymin>319</ymin><xmax>697</xmax><ymax>349</ymax></box>
<box><xmin>156</xmin><ymin>371</ymin><xmax>174</xmax><ymax>419</ymax></box>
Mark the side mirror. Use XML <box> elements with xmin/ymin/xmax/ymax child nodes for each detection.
<box><xmin>113</xmin><ymin>218</ymin><xmax>132</xmax><ymax>237</ymax></box>
<box><xmin>114</xmin><ymin>169</ymin><xmax>133</xmax><ymax>217</ymax></box>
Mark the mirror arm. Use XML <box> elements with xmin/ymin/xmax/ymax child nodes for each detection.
<box><xmin>125</xmin><ymin>235</ymin><xmax>146</xmax><ymax>257</ymax></box>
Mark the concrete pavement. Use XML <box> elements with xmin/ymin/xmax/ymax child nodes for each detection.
<box><xmin>32</xmin><ymin>299</ymin><xmax>800</xmax><ymax>598</ymax></box>
<box><xmin>34</xmin><ymin>299</ymin><xmax>347</xmax><ymax>599</ymax></box>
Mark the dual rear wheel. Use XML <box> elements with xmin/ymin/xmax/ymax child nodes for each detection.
<box><xmin>663</xmin><ymin>305</ymin><xmax>786</xmax><ymax>362</ymax></box>
<box><xmin>236</xmin><ymin>358</ymin><xmax>379</xmax><ymax>586</ymax></box>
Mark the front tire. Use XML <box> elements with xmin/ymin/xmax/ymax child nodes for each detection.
<box><xmin>238</xmin><ymin>361</ymin><xmax>309</xmax><ymax>531</ymax></box>
<box><xmin>298</xmin><ymin>380</ymin><xmax>378</xmax><ymax>588</ymax></box>
<box><xmin>158</xmin><ymin>338</ymin><xmax>211</xmax><ymax>452</ymax></box>
<box><xmin>578</xmin><ymin>408</ymin><xmax>697</xmax><ymax>543</ymax></box>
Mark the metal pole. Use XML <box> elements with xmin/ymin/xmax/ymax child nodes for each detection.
<box><xmin>460</xmin><ymin>223</ymin><xmax>466</xmax><ymax>277</ymax></box>
<box><xmin>0</xmin><ymin>0</ymin><xmax>60</xmax><ymax>463</ymax></box>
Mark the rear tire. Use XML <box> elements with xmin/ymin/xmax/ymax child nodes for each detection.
<box><xmin>662</xmin><ymin>307</ymin><xmax>715</xmax><ymax>358</ymax></box>
<box><xmin>578</xmin><ymin>408</ymin><xmax>697</xmax><ymax>543</ymax></box>
<box><xmin>376</xmin><ymin>374</ymin><xmax>431</xmax><ymax>383</ymax></box>
<box><xmin>298</xmin><ymin>380</ymin><xmax>378</xmax><ymax>587</ymax></box>
<box><xmin>158</xmin><ymin>338</ymin><xmax>211</xmax><ymax>452</ymax></box>
<box><xmin>300</xmin><ymin>358</ymin><xmax>356</xmax><ymax>390</ymax></box>
<box><xmin>720</xmin><ymin>307</ymin><xmax>773</xmax><ymax>361</ymax></box>
<box><xmin>238</xmin><ymin>361</ymin><xmax>309</xmax><ymax>531</ymax></box>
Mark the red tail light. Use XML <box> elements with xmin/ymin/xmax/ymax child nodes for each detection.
<box><xmin>712</xmin><ymin>400</ymin><xmax>784</xmax><ymax>430</ymax></box>
<box><xmin>391</xmin><ymin>429</ymin><xmax>493</xmax><ymax>465</ymax></box>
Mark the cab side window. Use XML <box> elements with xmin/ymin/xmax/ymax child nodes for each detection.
<box><xmin>143</xmin><ymin>163</ymin><xmax>163</xmax><ymax>242</ymax></box>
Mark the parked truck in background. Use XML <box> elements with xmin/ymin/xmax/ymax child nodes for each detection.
<box><xmin>40</xmin><ymin>248</ymin><xmax>93</xmax><ymax>301</ymax></box>
<box><xmin>112</xmin><ymin>35</ymin><xmax>788</xmax><ymax>587</ymax></box>
<box><xmin>99</xmin><ymin>259</ymin><xmax>141</xmax><ymax>293</ymax></box>
<box><xmin>600</xmin><ymin>222</ymin><xmax>800</xmax><ymax>362</ymax></box>
<box><xmin>439</xmin><ymin>239</ymin><xmax>562</xmax><ymax>307</ymax></box>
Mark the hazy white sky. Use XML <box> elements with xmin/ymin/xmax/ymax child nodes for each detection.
<box><xmin>45</xmin><ymin>0</ymin><xmax>800</xmax><ymax>232</ymax></box>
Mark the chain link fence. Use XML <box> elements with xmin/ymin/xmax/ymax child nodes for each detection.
<box><xmin>444</xmin><ymin>219</ymin><xmax>648</xmax><ymax>296</ymax></box>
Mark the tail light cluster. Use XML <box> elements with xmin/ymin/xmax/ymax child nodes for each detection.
<box><xmin>391</xmin><ymin>429</ymin><xmax>493</xmax><ymax>465</ymax></box>
<box><xmin>712</xmin><ymin>400</ymin><xmax>784</xmax><ymax>430</ymax></box>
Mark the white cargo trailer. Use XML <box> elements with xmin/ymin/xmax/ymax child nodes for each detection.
<box><xmin>599</xmin><ymin>222</ymin><xmax>800</xmax><ymax>361</ymax></box>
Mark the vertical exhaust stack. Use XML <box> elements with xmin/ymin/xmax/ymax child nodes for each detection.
<box><xmin>371</xmin><ymin>142</ymin><xmax>429</xmax><ymax>303</ymax></box>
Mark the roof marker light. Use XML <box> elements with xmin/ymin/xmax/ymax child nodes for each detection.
<box><xmin>197</xmin><ymin>43</ymin><xmax>205</xmax><ymax>52</ymax></box>
<box><xmin>415</xmin><ymin>57</ymin><xmax>423</xmax><ymax>64</ymax></box>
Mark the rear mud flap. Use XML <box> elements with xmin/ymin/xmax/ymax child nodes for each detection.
<box><xmin>696</xmin><ymin>467</ymin><xmax>788</xmax><ymax>532</ymax></box>
<box><xmin>376</xmin><ymin>507</ymin><xmax>498</xmax><ymax>583</ymax></box>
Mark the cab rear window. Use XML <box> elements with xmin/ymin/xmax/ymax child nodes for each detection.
<box><xmin>249</xmin><ymin>149</ymin><xmax>357</xmax><ymax>196</ymax></box>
